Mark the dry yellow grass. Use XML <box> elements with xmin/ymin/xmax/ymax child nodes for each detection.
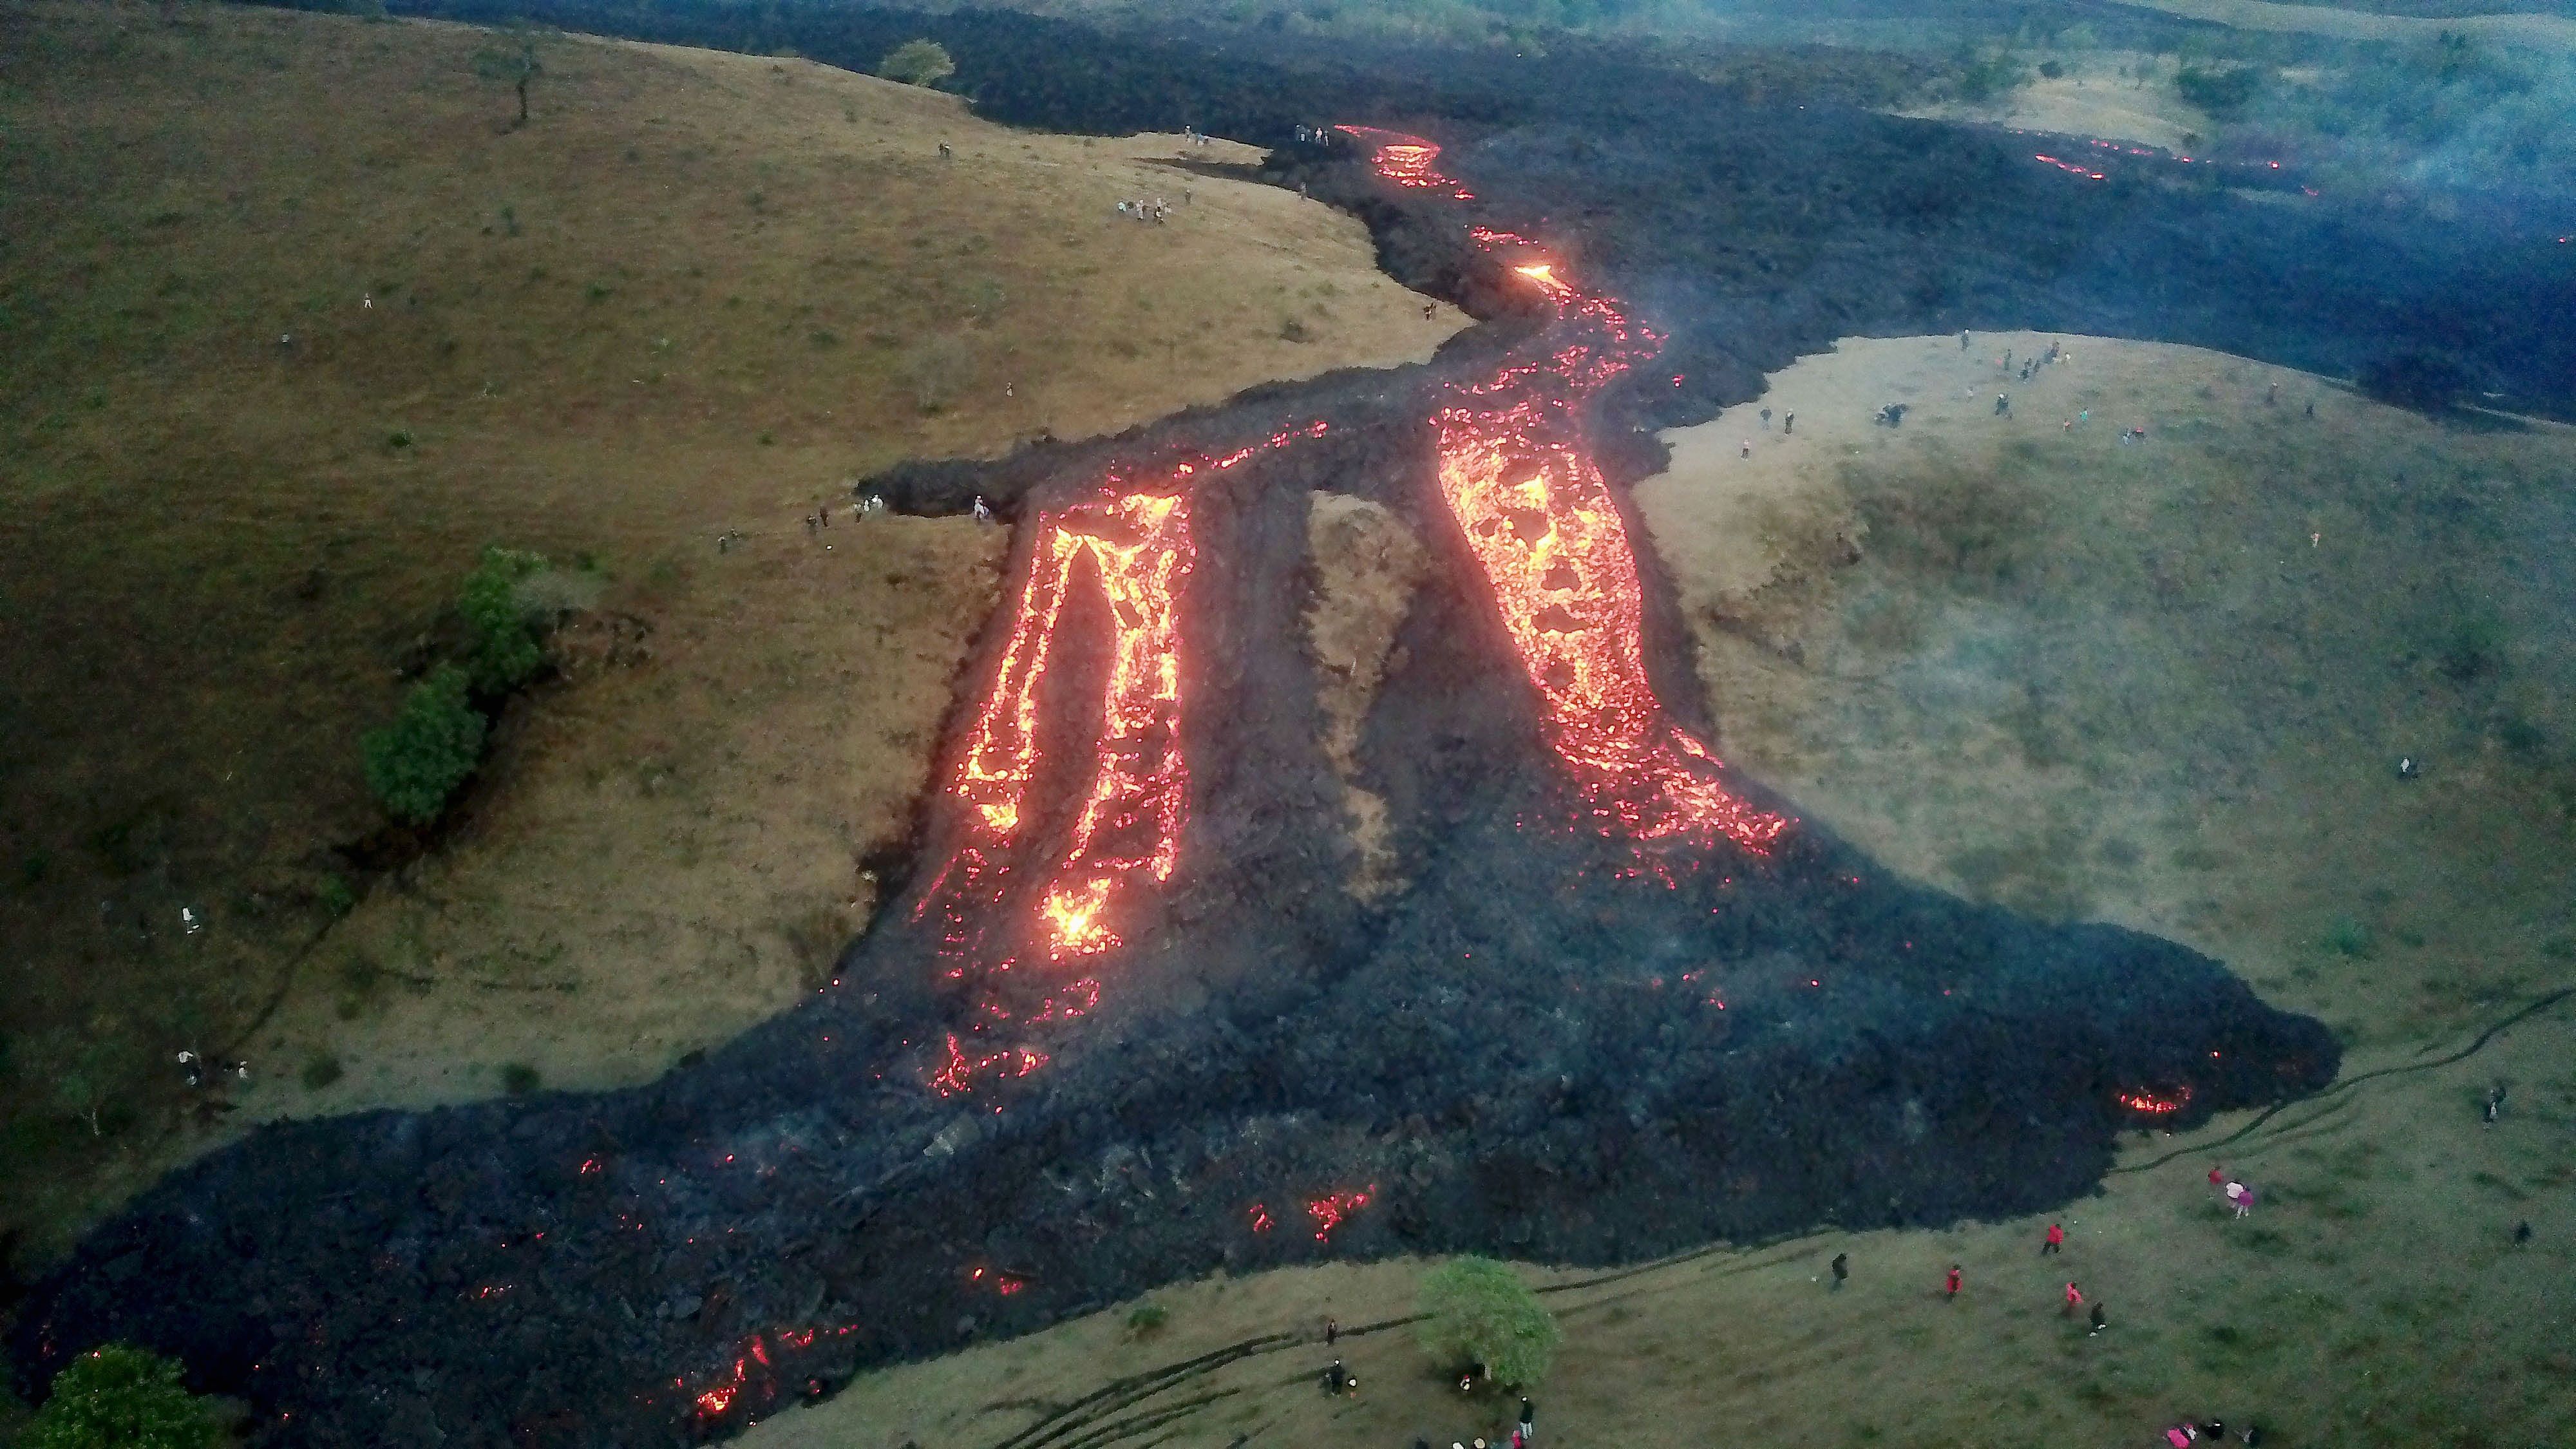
<box><xmin>0</xmin><ymin>0</ymin><xmax>1462</xmax><ymax>1253</ymax></box>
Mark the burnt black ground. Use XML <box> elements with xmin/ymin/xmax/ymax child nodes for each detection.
<box><xmin>0</xmin><ymin>14</ymin><xmax>2399</xmax><ymax>1448</ymax></box>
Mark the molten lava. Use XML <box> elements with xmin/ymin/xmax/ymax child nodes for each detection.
<box><xmin>1334</xmin><ymin>124</ymin><xmax>1475</xmax><ymax>199</ymax></box>
<box><xmin>1414</xmin><ymin>166</ymin><xmax>1790</xmax><ymax>852</ymax></box>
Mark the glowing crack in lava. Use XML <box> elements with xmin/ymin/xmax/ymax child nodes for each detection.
<box><xmin>1350</xmin><ymin>137</ymin><xmax>1790</xmax><ymax>851</ymax></box>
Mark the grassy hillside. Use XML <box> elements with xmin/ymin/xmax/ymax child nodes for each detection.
<box><xmin>0</xmin><ymin>0</ymin><xmax>1461</xmax><ymax>1260</ymax></box>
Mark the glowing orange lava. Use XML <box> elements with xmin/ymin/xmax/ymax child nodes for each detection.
<box><xmin>1334</xmin><ymin>124</ymin><xmax>1476</xmax><ymax>199</ymax></box>
<box><xmin>913</xmin><ymin>425</ymin><xmax>1326</xmax><ymax>1097</ymax></box>
<box><xmin>1397</xmin><ymin>166</ymin><xmax>1792</xmax><ymax>853</ymax></box>
<box><xmin>2117</xmin><ymin>1086</ymin><xmax>2191</xmax><ymax>1115</ymax></box>
<box><xmin>1305</xmin><ymin>1186</ymin><xmax>1374</xmax><ymax>1240</ymax></box>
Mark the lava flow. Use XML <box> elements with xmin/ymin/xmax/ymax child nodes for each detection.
<box><xmin>911</xmin><ymin>428</ymin><xmax>1325</xmax><ymax>1094</ymax></box>
<box><xmin>1359</xmin><ymin>134</ymin><xmax>1790</xmax><ymax>851</ymax></box>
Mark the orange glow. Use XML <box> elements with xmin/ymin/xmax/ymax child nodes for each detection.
<box><xmin>1334</xmin><ymin>124</ymin><xmax>1476</xmax><ymax>199</ymax></box>
<box><xmin>2117</xmin><ymin>1086</ymin><xmax>2191</xmax><ymax>1115</ymax></box>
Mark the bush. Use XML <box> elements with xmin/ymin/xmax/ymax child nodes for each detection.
<box><xmin>2175</xmin><ymin>64</ymin><xmax>2264</xmax><ymax>116</ymax></box>
<box><xmin>1417</xmin><ymin>1257</ymin><xmax>1560</xmax><ymax>1390</ymax></box>
<box><xmin>2356</xmin><ymin>350</ymin><xmax>2469</xmax><ymax>413</ymax></box>
<box><xmin>500</xmin><ymin>1062</ymin><xmax>542</xmax><ymax>1095</ymax></box>
<box><xmin>24</xmin><ymin>1345</ymin><xmax>220</xmax><ymax>1449</ymax></box>
<box><xmin>459</xmin><ymin>547</ymin><xmax>551</xmax><ymax>694</ymax></box>
<box><xmin>878</xmin><ymin>39</ymin><xmax>954</xmax><ymax>88</ymax></box>
<box><xmin>361</xmin><ymin>665</ymin><xmax>486</xmax><ymax>826</ymax></box>
<box><xmin>1125</xmin><ymin>1302</ymin><xmax>1168</xmax><ymax>1336</ymax></box>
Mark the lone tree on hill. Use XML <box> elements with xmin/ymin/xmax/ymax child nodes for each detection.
<box><xmin>1417</xmin><ymin>1256</ymin><xmax>1562</xmax><ymax>1390</ymax></box>
<box><xmin>24</xmin><ymin>1344</ymin><xmax>221</xmax><ymax>1449</ymax></box>
<box><xmin>473</xmin><ymin>33</ymin><xmax>545</xmax><ymax>127</ymax></box>
<box><xmin>879</xmin><ymin>39</ymin><xmax>956</xmax><ymax>88</ymax></box>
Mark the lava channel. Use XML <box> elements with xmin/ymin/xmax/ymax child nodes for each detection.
<box><xmin>1347</xmin><ymin>131</ymin><xmax>1790</xmax><ymax>852</ymax></box>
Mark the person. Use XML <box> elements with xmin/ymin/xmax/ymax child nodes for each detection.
<box><xmin>2514</xmin><ymin>1219</ymin><xmax>2533</xmax><ymax>1245</ymax></box>
<box><xmin>1424</xmin><ymin>303</ymin><xmax>1436</xmax><ymax>320</ymax></box>
<box><xmin>2239</xmin><ymin>1426</ymin><xmax>2262</xmax><ymax>1446</ymax></box>
<box><xmin>804</xmin><ymin>514</ymin><xmax>817</xmax><ymax>535</ymax></box>
<box><xmin>1325</xmin><ymin>1317</ymin><xmax>1338</xmax><ymax>1345</ymax></box>
<box><xmin>1944</xmin><ymin>1265</ymin><xmax>1962</xmax><ymax>1300</ymax></box>
<box><xmin>1760</xmin><ymin>407</ymin><xmax>1772</xmax><ymax>428</ymax></box>
<box><xmin>2266</xmin><ymin>382</ymin><xmax>2278</xmax><ymax>405</ymax></box>
<box><xmin>1740</xmin><ymin>439</ymin><xmax>1751</xmax><ymax>459</ymax></box>
<box><xmin>2204</xmin><ymin>1421</ymin><xmax>2226</xmax><ymax>1442</ymax></box>
<box><xmin>1995</xmin><ymin>392</ymin><xmax>2011</xmax><ymax>417</ymax></box>
<box><xmin>2063</xmin><ymin>1281</ymin><xmax>2083</xmax><ymax>1316</ymax></box>
<box><xmin>2088</xmin><ymin>1300</ymin><xmax>2107</xmax><ymax>1335</ymax></box>
<box><xmin>2304</xmin><ymin>399</ymin><xmax>2315</xmax><ymax>418</ymax></box>
<box><xmin>2226</xmin><ymin>1182</ymin><xmax>2255</xmax><ymax>1218</ymax></box>
<box><xmin>1519</xmin><ymin>1397</ymin><xmax>1535</xmax><ymax>1441</ymax></box>
<box><xmin>177</xmin><ymin>1050</ymin><xmax>205</xmax><ymax>1089</ymax></box>
<box><xmin>1783</xmin><ymin>410</ymin><xmax>1794</xmax><ymax>434</ymax></box>
<box><xmin>2483</xmin><ymin>1083</ymin><xmax>2506</xmax><ymax>1124</ymax></box>
<box><xmin>2043</xmin><ymin>1223</ymin><xmax>2064</xmax><ymax>1255</ymax></box>
<box><xmin>1960</xmin><ymin>329</ymin><xmax>1971</xmax><ymax>351</ymax></box>
<box><xmin>972</xmin><ymin>495</ymin><xmax>993</xmax><ymax>525</ymax></box>
<box><xmin>1323</xmin><ymin>1359</ymin><xmax>1345</xmax><ymax>1394</ymax></box>
<box><xmin>2208</xmin><ymin>1164</ymin><xmax>2226</xmax><ymax>1189</ymax></box>
<box><xmin>1830</xmin><ymin>1251</ymin><xmax>1848</xmax><ymax>1290</ymax></box>
<box><xmin>938</xmin><ymin>141</ymin><xmax>952</xmax><ymax>160</ymax></box>
<box><xmin>818</xmin><ymin>504</ymin><xmax>828</xmax><ymax>528</ymax></box>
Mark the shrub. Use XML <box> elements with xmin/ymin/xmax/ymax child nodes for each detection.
<box><xmin>459</xmin><ymin>546</ymin><xmax>550</xmax><ymax>694</ymax></box>
<box><xmin>1125</xmin><ymin>1302</ymin><xmax>1169</xmax><ymax>1336</ymax></box>
<box><xmin>878</xmin><ymin>39</ymin><xmax>954</xmax><ymax>88</ymax></box>
<box><xmin>2175</xmin><ymin>64</ymin><xmax>2264</xmax><ymax>116</ymax></box>
<box><xmin>2356</xmin><ymin>350</ymin><xmax>2468</xmax><ymax>413</ymax></box>
<box><xmin>500</xmin><ymin>1062</ymin><xmax>542</xmax><ymax>1095</ymax></box>
<box><xmin>1417</xmin><ymin>1257</ymin><xmax>1560</xmax><ymax>1390</ymax></box>
<box><xmin>299</xmin><ymin>1054</ymin><xmax>344</xmax><ymax>1090</ymax></box>
<box><xmin>24</xmin><ymin>1345</ymin><xmax>220</xmax><ymax>1449</ymax></box>
<box><xmin>361</xmin><ymin>665</ymin><xmax>486</xmax><ymax>826</ymax></box>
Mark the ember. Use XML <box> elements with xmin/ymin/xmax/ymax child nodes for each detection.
<box><xmin>1305</xmin><ymin>1187</ymin><xmax>1374</xmax><ymax>1240</ymax></box>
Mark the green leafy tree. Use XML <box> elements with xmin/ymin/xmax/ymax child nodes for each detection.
<box><xmin>24</xmin><ymin>1345</ymin><xmax>220</xmax><ymax>1449</ymax></box>
<box><xmin>458</xmin><ymin>546</ymin><xmax>550</xmax><ymax>694</ymax></box>
<box><xmin>878</xmin><ymin>39</ymin><xmax>956</xmax><ymax>88</ymax></box>
<box><xmin>1417</xmin><ymin>1256</ymin><xmax>1561</xmax><ymax>1389</ymax></box>
<box><xmin>362</xmin><ymin>665</ymin><xmax>486</xmax><ymax>826</ymax></box>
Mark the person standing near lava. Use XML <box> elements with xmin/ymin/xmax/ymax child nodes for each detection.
<box><xmin>1945</xmin><ymin>1264</ymin><xmax>1962</xmax><ymax>1300</ymax></box>
<box><xmin>1830</xmin><ymin>1251</ymin><xmax>1848</xmax><ymax>1290</ymax></box>
<box><xmin>1783</xmin><ymin>410</ymin><xmax>1795</xmax><ymax>434</ymax></box>
<box><xmin>1961</xmin><ymin>329</ymin><xmax>1971</xmax><ymax>351</ymax></box>
<box><xmin>2043</xmin><ymin>1223</ymin><xmax>2064</xmax><ymax>1255</ymax></box>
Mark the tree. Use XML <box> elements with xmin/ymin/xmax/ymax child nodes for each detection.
<box><xmin>2175</xmin><ymin>63</ymin><xmax>2263</xmax><ymax>117</ymax></box>
<box><xmin>878</xmin><ymin>39</ymin><xmax>956</xmax><ymax>88</ymax></box>
<box><xmin>24</xmin><ymin>1345</ymin><xmax>220</xmax><ymax>1449</ymax></box>
<box><xmin>2356</xmin><ymin>349</ymin><xmax>2470</xmax><ymax>413</ymax></box>
<box><xmin>458</xmin><ymin>546</ymin><xmax>551</xmax><ymax>694</ymax></box>
<box><xmin>361</xmin><ymin>665</ymin><xmax>486</xmax><ymax>826</ymax></box>
<box><xmin>1417</xmin><ymin>1257</ymin><xmax>1561</xmax><ymax>1389</ymax></box>
<box><xmin>473</xmin><ymin>33</ymin><xmax>545</xmax><ymax>127</ymax></box>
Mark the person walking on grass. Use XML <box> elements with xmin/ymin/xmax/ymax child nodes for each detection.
<box><xmin>2043</xmin><ymin>1223</ymin><xmax>2064</xmax><ymax>1255</ymax></box>
<box><xmin>1518</xmin><ymin>1397</ymin><xmax>1535</xmax><ymax>1443</ymax></box>
<box><xmin>2063</xmin><ymin>1282</ymin><xmax>2084</xmax><ymax>1318</ymax></box>
<box><xmin>2088</xmin><ymin>1300</ymin><xmax>2107</xmax><ymax>1335</ymax></box>
<box><xmin>1945</xmin><ymin>1264</ymin><xmax>1962</xmax><ymax>1300</ymax></box>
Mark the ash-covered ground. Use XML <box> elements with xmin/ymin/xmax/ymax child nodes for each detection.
<box><xmin>12</xmin><ymin>128</ymin><xmax>2339</xmax><ymax>1446</ymax></box>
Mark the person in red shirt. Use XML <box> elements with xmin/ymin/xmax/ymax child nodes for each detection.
<box><xmin>2063</xmin><ymin>1282</ymin><xmax>2084</xmax><ymax>1316</ymax></box>
<box><xmin>2208</xmin><ymin>1164</ymin><xmax>2225</xmax><ymax>1188</ymax></box>
<box><xmin>1944</xmin><ymin>1265</ymin><xmax>1962</xmax><ymax>1299</ymax></box>
<box><xmin>2043</xmin><ymin>1223</ymin><xmax>2065</xmax><ymax>1255</ymax></box>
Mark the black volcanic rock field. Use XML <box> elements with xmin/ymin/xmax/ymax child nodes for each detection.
<box><xmin>35</xmin><ymin>5</ymin><xmax>2576</xmax><ymax>1445</ymax></box>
